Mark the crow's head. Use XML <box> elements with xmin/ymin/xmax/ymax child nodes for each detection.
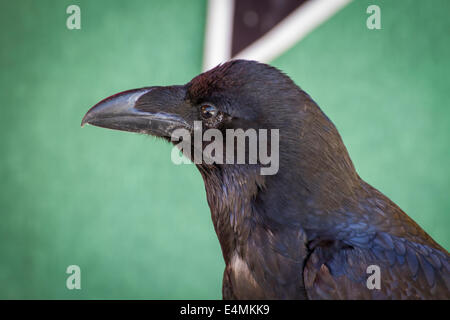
<box><xmin>82</xmin><ymin>60</ymin><xmax>301</xmax><ymax>140</ymax></box>
<box><xmin>82</xmin><ymin>60</ymin><xmax>359</xmax><ymax>214</ymax></box>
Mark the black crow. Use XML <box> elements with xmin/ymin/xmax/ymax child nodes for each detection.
<box><xmin>82</xmin><ymin>60</ymin><xmax>449</xmax><ymax>299</ymax></box>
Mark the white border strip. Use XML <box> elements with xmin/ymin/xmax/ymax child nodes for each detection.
<box><xmin>234</xmin><ymin>0</ymin><xmax>352</xmax><ymax>63</ymax></box>
<box><xmin>203</xmin><ymin>0</ymin><xmax>235</xmax><ymax>71</ymax></box>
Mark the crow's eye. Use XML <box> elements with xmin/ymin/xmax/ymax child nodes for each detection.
<box><xmin>200</xmin><ymin>104</ymin><xmax>218</xmax><ymax>119</ymax></box>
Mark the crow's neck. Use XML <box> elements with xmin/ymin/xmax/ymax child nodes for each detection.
<box><xmin>199</xmin><ymin>135</ymin><xmax>362</xmax><ymax>263</ymax></box>
<box><xmin>199</xmin><ymin>165</ymin><xmax>264</xmax><ymax>262</ymax></box>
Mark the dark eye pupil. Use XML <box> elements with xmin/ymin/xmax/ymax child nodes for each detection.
<box><xmin>201</xmin><ymin>105</ymin><xmax>217</xmax><ymax>119</ymax></box>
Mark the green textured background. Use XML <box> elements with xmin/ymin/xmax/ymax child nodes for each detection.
<box><xmin>0</xmin><ymin>0</ymin><xmax>448</xmax><ymax>299</ymax></box>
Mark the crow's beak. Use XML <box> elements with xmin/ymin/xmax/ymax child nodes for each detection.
<box><xmin>81</xmin><ymin>86</ymin><xmax>191</xmax><ymax>137</ymax></box>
